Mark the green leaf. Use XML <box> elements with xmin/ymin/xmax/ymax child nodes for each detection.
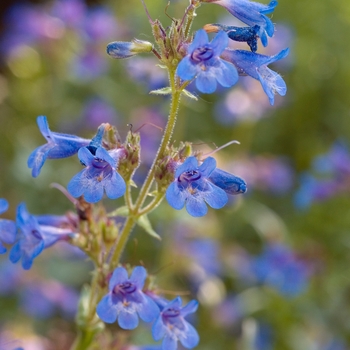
<box><xmin>182</xmin><ymin>89</ymin><xmax>198</xmax><ymax>101</ymax></box>
<box><xmin>108</xmin><ymin>206</ymin><xmax>129</xmax><ymax>217</ymax></box>
<box><xmin>137</xmin><ymin>215</ymin><xmax>161</xmax><ymax>240</ymax></box>
<box><xmin>149</xmin><ymin>87</ymin><xmax>172</xmax><ymax>95</ymax></box>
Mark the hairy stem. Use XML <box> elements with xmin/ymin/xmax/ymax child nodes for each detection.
<box><xmin>109</xmin><ymin>68</ymin><xmax>181</xmax><ymax>267</ymax></box>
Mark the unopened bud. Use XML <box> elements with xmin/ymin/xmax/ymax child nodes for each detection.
<box><xmin>107</xmin><ymin>39</ymin><xmax>153</xmax><ymax>59</ymax></box>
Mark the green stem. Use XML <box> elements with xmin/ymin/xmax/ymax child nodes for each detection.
<box><xmin>138</xmin><ymin>193</ymin><xmax>165</xmax><ymax>217</ymax></box>
<box><xmin>109</xmin><ymin>68</ymin><xmax>181</xmax><ymax>267</ymax></box>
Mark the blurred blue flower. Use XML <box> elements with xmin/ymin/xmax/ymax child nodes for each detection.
<box><xmin>166</xmin><ymin>156</ymin><xmax>228</xmax><ymax>217</ymax></box>
<box><xmin>295</xmin><ymin>142</ymin><xmax>350</xmax><ymax>209</ymax></box>
<box><xmin>250</xmin><ymin>243</ymin><xmax>310</xmax><ymax>296</ymax></box>
<box><xmin>96</xmin><ymin>266</ymin><xmax>159</xmax><ymax>329</ymax></box>
<box><xmin>20</xmin><ymin>280</ymin><xmax>79</xmax><ymax>319</ymax></box>
<box><xmin>221</xmin><ymin>48</ymin><xmax>289</xmax><ymax>105</ymax></box>
<box><xmin>51</xmin><ymin>0</ymin><xmax>86</xmax><ymax>28</ymax></box>
<box><xmin>9</xmin><ymin>203</ymin><xmax>75</xmax><ymax>270</ymax></box>
<box><xmin>204</xmin><ymin>0</ymin><xmax>277</xmax><ymax>47</ymax></box>
<box><xmin>28</xmin><ymin>116</ymin><xmax>90</xmax><ymax>177</ymax></box>
<box><xmin>177</xmin><ymin>29</ymin><xmax>238</xmax><ymax>94</ymax></box>
<box><xmin>67</xmin><ymin>146</ymin><xmax>126</xmax><ymax>203</ymax></box>
<box><xmin>0</xmin><ymin>199</ymin><xmax>16</xmax><ymax>254</ymax></box>
<box><xmin>152</xmin><ymin>296</ymin><xmax>199</xmax><ymax>350</ymax></box>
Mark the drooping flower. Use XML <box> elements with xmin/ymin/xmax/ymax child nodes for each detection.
<box><xmin>28</xmin><ymin>116</ymin><xmax>90</xmax><ymax>177</ymax></box>
<box><xmin>221</xmin><ymin>48</ymin><xmax>289</xmax><ymax>105</ymax></box>
<box><xmin>96</xmin><ymin>266</ymin><xmax>159</xmax><ymax>329</ymax></box>
<box><xmin>176</xmin><ymin>29</ymin><xmax>238</xmax><ymax>94</ymax></box>
<box><xmin>202</xmin><ymin>0</ymin><xmax>278</xmax><ymax>47</ymax></box>
<box><xmin>9</xmin><ymin>203</ymin><xmax>74</xmax><ymax>270</ymax></box>
<box><xmin>166</xmin><ymin>156</ymin><xmax>228</xmax><ymax>217</ymax></box>
<box><xmin>0</xmin><ymin>199</ymin><xmax>16</xmax><ymax>254</ymax></box>
<box><xmin>152</xmin><ymin>297</ymin><xmax>199</xmax><ymax>350</ymax></box>
<box><xmin>208</xmin><ymin>168</ymin><xmax>247</xmax><ymax>195</ymax></box>
<box><xmin>67</xmin><ymin>146</ymin><xmax>126</xmax><ymax>203</ymax></box>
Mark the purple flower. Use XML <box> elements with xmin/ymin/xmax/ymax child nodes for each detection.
<box><xmin>166</xmin><ymin>156</ymin><xmax>228</xmax><ymax>217</ymax></box>
<box><xmin>221</xmin><ymin>48</ymin><xmax>289</xmax><ymax>105</ymax></box>
<box><xmin>0</xmin><ymin>199</ymin><xmax>16</xmax><ymax>254</ymax></box>
<box><xmin>204</xmin><ymin>0</ymin><xmax>278</xmax><ymax>46</ymax></box>
<box><xmin>96</xmin><ymin>266</ymin><xmax>159</xmax><ymax>329</ymax></box>
<box><xmin>152</xmin><ymin>297</ymin><xmax>199</xmax><ymax>350</ymax></box>
<box><xmin>9</xmin><ymin>203</ymin><xmax>74</xmax><ymax>270</ymax></box>
<box><xmin>177</xmin><ymin>29</ymin><xmax>238</xmax><ymax>94</ymax></box>
<box><xmin>28</xmin><ymin>116</ymin><xmax>90</xmax><ymax>177</ymax></box>
<box><xmin>208</xmin><ymin>168</ymin><xmax>247</xmax><ymax>195</ymax></box>
<box><xmin>67</xmin><ymin>146</ymin><xmax>126</xmax><ymax>203</ymax></box>
<box><xmin>21</xmin><ymin>280</ymin><xmax>79</xmax><ymax>319</ymax></box>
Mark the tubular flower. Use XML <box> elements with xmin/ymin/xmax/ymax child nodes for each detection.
<box><xmin>221</xmin><ymin>48</ymin><xmax>289</xmax><ymax>105</ymax></box>
<box><xmin>202</xmin><ymin>0</ymin><xmax>278</xmax><ymax>47</ymax></box>
<box><xmin>176</xmin><ymin>29</ymin><xmax>238</xmax><ymax>94</ymax></box>
<box><xmin>0</xmin><ymin>199</ymin><xmax>16</xmax><ymax>254</ymax></box>
<box><xmin>67</xmin><ymin>146</ymin><xmax>126</xmax><ymax>203</ymax></box>
<box><xmin>166</xmin><ymin>156</ymin><xmax>228</xmax><ymax>217</ymax></box>
<box><xmin>9</xmin><ymin>203</ymin><xmax>74</xmax><ymax>270</ymax></box>
<box><xmin>96</xmin><ymin>266</ymin><xmax>159</xmax><ymax>329</ymax></box>
<box><xmin>152</xmin><ymin>297</ymin><xmax>199</xmax><ymax>350</ymax></box>
<box><xmin>208</xmin><ymin>168</ymin><xmax>247</xmax><ymax>194</ymax></box>
<box><xmin>28</xmin><ymin>116</ymin><xmax>90</xmax><ymax>177</ymax></box>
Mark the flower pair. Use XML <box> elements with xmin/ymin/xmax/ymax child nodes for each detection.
<box><xmin>28</xmin><ymin>116</ymin><xmax>126</xmax><ymax>203</ymax></box>
<box><xmin>96</xmin><ymin>266</ymin><xmax>199</xmax><ymax>350</ymax></box>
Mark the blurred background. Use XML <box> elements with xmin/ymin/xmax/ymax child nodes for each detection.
<box><xmin>0</xmin><ymin>0</ymin><xmax>350</xmax><ymax>349</ymax></box>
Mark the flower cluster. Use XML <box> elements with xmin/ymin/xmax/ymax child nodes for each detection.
<box><xmin>97</xmin><ymin>266</ymin><xmax>199</xmax><ymax>350</ymax></box>
<box><xmin>0</xmin><ymin>0</ymin><xmax>291</xmax><ymax>349</ymax></box>
<box><xmin>106</xmin><ymin>0</ymin><xmax>288</xmax><ymax>103</ymax></box>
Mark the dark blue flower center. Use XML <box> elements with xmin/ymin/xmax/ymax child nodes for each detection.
<box><xmin>191</xmin><ymin>46</ymin><xmax>214</xmax><ymax>63</ymax></box>
<box><xmin>179</xmin><ymin>170</ymin><xmax>201</xmax><ymax>184</ymax></box>
<box><xmin>31</xmin><ymin>229</ymin><xmax>42</xmax><ymax>240</ymax></box>
<box><xmin>92</xmin><ymin>157</ymin><xmax>109</xmax><ymax>169</ymax></box>
<box><xmin>113</xmin><ymin>281</ymin><xmax>137</xmax><ymax>296</ymax></box>
<box><xmin>163</xmin><ymin>307</ymin><xmax>180</xmax><ymax>318</ymax></box>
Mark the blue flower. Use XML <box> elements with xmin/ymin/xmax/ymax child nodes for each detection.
<box><xmin>9</xmin><ymin>203</ymin><xmax>74</xmax><ymax>270</ymax></box>
<box><xmin>204</xmin><ymin>0</ymin><xmax>278</xmax><ymax>46</ymax></box>
<box><xmin>176</xmin><ymin>29</ymin><xmax>238</xmax><ymax>94</ymax></box>
<box><xmin>166</xmin><ymin>156</ymin><xmax>228</xmax><ymax>217</ymax></box>
<box><xmin>204</xmin><ymin>24</ymin><xmax>260</xmax><ymax>52</ymax></box>
<box><xmin>67</xmin><ymin>146</ymin><xmax>126</xmax><ymax>203</ymax></box>
<box><xmin>251</xmin><ymin>243</ymin><xmax>310</xmax><ymax>297</ymax></box>
<box><xmin>152</xmin><ymin>297</ymin><xmax>199</xmax><ymax>350</ymax></box>
<box><xmin>208</xmin><ymin>168</ymin><xmax>247</xmax><ymax>195</ymax></box>
<box><xmin>28</xmin><ymin>116</ymin><xmax>90</xmax><ymax>177</ymax></box>
<box><xmin>221</xmin><ymin>48</ymin><xmax>289</xmax><ymax>105</ymax></box>
<box><xmin>96</xmin><ymin>266</ymin><xmax>159</xmax><ymax>329</ymax></box>
<box><xmin>0</xmin><ymin>199</ymin><xmax>16</xmax><ymax>254</ymax></box>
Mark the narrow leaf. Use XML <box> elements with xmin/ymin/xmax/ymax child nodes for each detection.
<box><xmin>137</xmin><ymin>215</ymin><xmax>161</xmax><ymax>240</ymax></box>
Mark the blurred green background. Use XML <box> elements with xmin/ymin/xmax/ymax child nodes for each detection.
<box><xmin>0</xmin><ymin>0</ymin><xmax>350</xmax><ymax>349</ymax></box>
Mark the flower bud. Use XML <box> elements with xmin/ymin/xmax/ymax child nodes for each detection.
<box><xmin>106</xmin><ymin>39</ymin><xmax>153</xmax><ymax>59</ymax></box>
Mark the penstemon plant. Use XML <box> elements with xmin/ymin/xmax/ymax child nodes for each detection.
<box><xmin>0</xmin><ymin>0</ymin><xmax>288</xmax><ymax>349</ymax></box>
